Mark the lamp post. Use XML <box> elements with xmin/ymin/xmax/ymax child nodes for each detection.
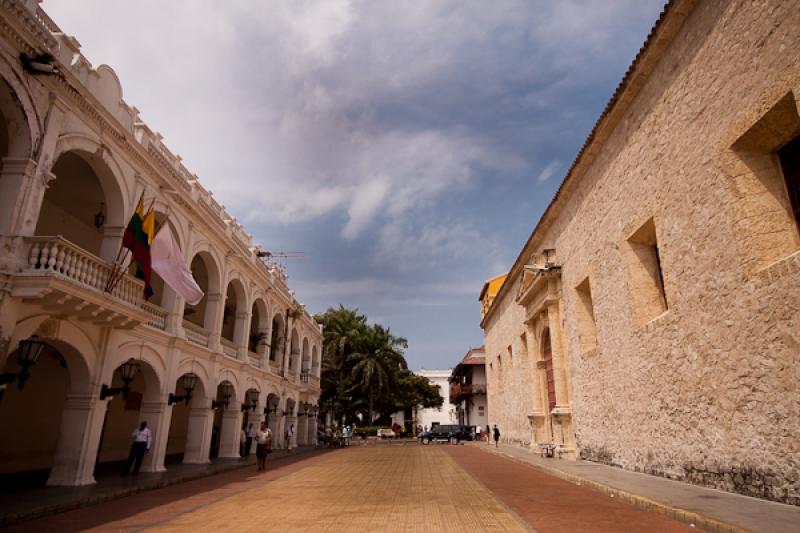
<box><xmin>0</xmin><ymin>335</ymin><xmax>46</xmax><ymax>393</ymax></box>
<box><xmin>100</xmin><ymin>358</ymin><xmax>140</xmax><ymax>400</ymax></box>
<box><xmin>168</xmin><ymin>373</ymin><xmax>198</xmax><ymax>405</ymax></box>
<box><xmin>211</xmin><ymin>381</ymin><xmax>233</xmax><ymax>410</ymax></box>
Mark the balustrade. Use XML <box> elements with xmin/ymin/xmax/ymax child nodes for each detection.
<box><xmin>24</xmin><ymin>236</ymin><xmax>144</xmax><ymax>307</ymax></box>
<box><xmin>183</xmin><ymin>319</ymin><xmax>210</xmax><ymax>347</ymax></box>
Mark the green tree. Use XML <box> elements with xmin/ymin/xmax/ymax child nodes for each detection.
<box><xmin>348</xmin><ymin>324</ymin><xmax>407</xmax><ymax>423</ymax></box>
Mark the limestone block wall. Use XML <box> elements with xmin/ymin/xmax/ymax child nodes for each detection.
<box><xmin>548</xmin><ymin>0</ymin><xmax>800</xmax><ymax>505</ymax></box>
<box><xmin>484</xmin><ymin>276</ymin><xmax>536</xmax><ymax>446</ymax></box>
<box><xmin>484</xmin><ymin>0</ymin><xmax>800</xmax><ymax>505</ymax></box>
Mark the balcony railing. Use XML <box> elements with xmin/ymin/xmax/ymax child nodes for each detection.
<box><xmin>300</xmin><ymin>371</ymin><xmax>309</xmax><ymax>384</ymax></box>
<box><xmin>143</xmin><ymin>302</ymin><xmax>167</xmax><ymax>330</ymax></box>
<box><xmin>183</xmin><ymin>319</ymin><xmax>209</xmax><ymax>347</ymax></box>
<box><xmin>450</xmin><ymin>383</ymin><xmax>486</xmax><ymax>400</ymax></box>
<box><xmin>220</xmin><ymin>337</ymin><xmax>238</xmax><ymax>358</ymax></box>
<box><xmin>248</xmin><ymin>351</ymin><xmax>261</xmax><ymax>367</ymax></box>
<box><xmin>24</xmin><ymin>236</ymin><xmax>144</xmax><ymax>307</ymax></box>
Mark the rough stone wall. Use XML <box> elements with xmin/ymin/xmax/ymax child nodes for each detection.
<box><xmin>486</xmin><ymin>0</ymin><xmax>800</xmax><ymax>504</ymax></box>
<box><xmin>484</xmin><ymin>276</ymin><xmax>535</xmax><ymax>447</ymax></box>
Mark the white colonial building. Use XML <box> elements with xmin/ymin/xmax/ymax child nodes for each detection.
<box><xmin>0</xmin><ymin>1</ymin><xmax>321</xmax><ymax>487</ymax></box>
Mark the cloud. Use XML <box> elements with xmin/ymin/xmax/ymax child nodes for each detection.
<box><xmin>43</xmin><ymin>0</ymin><xmax>666</xmax><ymax>368</ymax></box>
<box><xmin>536</xmin><ymin>160</ymin><xmax>561</xmax><ymax>183</ymax></box>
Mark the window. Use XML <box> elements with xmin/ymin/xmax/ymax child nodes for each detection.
<box><xmin>623</xmin><ymin>218</ymin><xmax>668</xmax><ymax>325</ymax></box>
<box><xmin>725</xmin><ymin>91</ymin><xmax>800</xmax><ymax>270</ymax></box>
<box><xmin>542</xmin><ymin>329</ymin><xmax>556</xmax><ymax>410</ymax></box>
<box><xmin>778</xmin><ymin>135</ymin><xmax>800</xmax><ymax>232</ymax></box>
<box><xmin>575</xmin><ymin>277</ymin><xmax>597</xmax><ymax>352</ymax></box>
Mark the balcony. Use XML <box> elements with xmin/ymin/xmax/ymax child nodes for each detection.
<box><xmin>11</xmin><ymin>236</ymin><xmax>151</xmax><ymax>328</ymax></box>
<box><xmin>182</xmin><ymin>319</ymin><xmax>209</xmax><ymax>347</ymax></box>
<box><xmin>220</xmin><ymin>337</ymin><xmax>239</xmax><ymax>359</ymax></box>
<box><xmin>449</xmin><ymin>383</ymin><xmax>487</xmax><ymax>402</ymax></box>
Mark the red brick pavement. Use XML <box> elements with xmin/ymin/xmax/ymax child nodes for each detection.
<box><xmin>444</xmin><ymin>445</ymin><xmax>700</xmax><ymax>533</ymax></box>
<box><xmin>3</xmin><ymin>449</ymin><xmax>337</xmax><ymax>533</ymax></box>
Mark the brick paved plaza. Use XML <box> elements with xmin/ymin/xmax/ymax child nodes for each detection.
<box><xmin>4</xmin><ymin>443</ymin><xmax>699</xmax><ymax>533</ymax></box>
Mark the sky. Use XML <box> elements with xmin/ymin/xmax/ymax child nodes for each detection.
<box><xmin>43</xmin><ymin>0</ymin><xmax>665</xmax><ymax>370</ymax></box>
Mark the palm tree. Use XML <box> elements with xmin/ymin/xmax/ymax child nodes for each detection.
<box><xmin>348</xmin><ymin>324</ymin><xmax>407</xmax><ymax>423</ymax></box>
<box><xmin>316</xmin><ymin>306</ymin><xmax>367</xmax><ymax>421</ymax></box>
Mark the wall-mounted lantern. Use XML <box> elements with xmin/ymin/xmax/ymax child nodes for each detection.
<box><xmin>0</xmin><ymin>336</ymin><xmax>47</xmax><ymax>399</ymax></box>
<box><xmin>100</xmin><ymin>358</ymin><xmax>140</xmax><ymax>400</ymax></box>
<box><xmin>211</xmin><ymin>381</ymin><xmax>233</xmax><ymax>410</ymax></box>
<box><xmin>168</xmin><ymin>373</ymin><xmax>198</xmax><ymax>405</ymax></box>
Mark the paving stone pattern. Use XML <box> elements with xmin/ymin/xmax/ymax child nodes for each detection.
<box><xmin>147</xmin><ymin>446</ymin><xmax>529</xmax><ymax>533</ymax></box>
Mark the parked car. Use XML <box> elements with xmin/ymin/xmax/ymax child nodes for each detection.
<box><xmin>418</xmin><ymin>424</ymin><xmax>466</xmax><ymax>445</ymax></box>
<box><xmin>377</xmin><ymin>428</ymin><xmax>396</xmax><ymax>439</ymax></box>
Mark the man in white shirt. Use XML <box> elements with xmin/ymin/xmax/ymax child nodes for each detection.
<box><xmin>123</xmin><ymin>421</ymin><xmax>151</xmax><ymax>475</ymax></box>
<box><xmin>255</xmin><ymin>422</ymin><xmax>272</xmax><ymax>472</ymax></box>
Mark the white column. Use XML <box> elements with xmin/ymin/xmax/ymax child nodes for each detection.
<box><xmin>139</xmin><ymin>401</ymin><xmax>168</xmax><ymax>472</ymax></box>
<box><xmin>218</xmin><ymin>408</ymin><xmax>243</xmax><ymax>458</ymax></box>
<box><xmin>267</xmin><ymin>413</ymin><xmax>281</xmax><ymax>448</ymax></box>
<box><xmin>0</xmin><ymin>158</ymin><xmax>38</xmax><ymax>235</ymax></box>
<box><xmin>183</xmin><ymin>406</ymin><xmax>213</xmax><ymax>464</ymax></box>
<box><xmin>47</xmin><ymin>393</ymin><xmax>107</xmax><ymax>486</ymax></box>
<box><xmin>309</xmin><ymin>417</ymin><xmax>318</xmax><ymax>445</ymax></box>
<box><xmin>205</xmin><ymin>292</ymin><xmax>223</xmax><ymax>351</ymax></box>
<box><xmin>297</xmin><ymin>415</ymin><xmax>307</xmax><ymax>446</ymax></box>
<box><xmin>286</xmin><ymin>416</ymin><xmax>297</xmax><ymax>449</ymax></box>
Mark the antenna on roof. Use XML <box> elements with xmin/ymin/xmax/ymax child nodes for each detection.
<box><xmin>255</xmin><ymin>251</ymin><xmax>307</xmax><ymax>270</ymax></box>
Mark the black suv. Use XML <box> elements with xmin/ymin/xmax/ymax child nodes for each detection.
<box><xmin>418</xmin><ymin>425</ymin><xmax>466</xmax><ymax>445</ymax></box>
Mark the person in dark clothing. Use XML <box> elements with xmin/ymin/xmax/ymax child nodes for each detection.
<box><xmin>493</xmin><ymin>424</ymin><xmax>500</xmax><ymax>448</ymax></box>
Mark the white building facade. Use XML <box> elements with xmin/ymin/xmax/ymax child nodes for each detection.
<box><xmin>449</xmin><ymin>347</ymin><xmax>487</xmax><ymax>428</ymax></box>
<box><xmin>0</xmin><ymin>2</ymin><xmax>321</xmax><ymax>487</ymax></box>
<box><xmin>416</xmin><ymin>369</ymin><xmax>455</xmax><ymax>429</ymax></box>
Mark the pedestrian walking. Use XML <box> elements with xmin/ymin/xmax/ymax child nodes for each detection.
<box><xmin>493</xmin><ymin>424</ymin><xmax>500</xmax><ymax>448</ymax></box>
<box><xmin>240</xmin><ymin>427</ymin><xmax>247</xmax><ymax>457</ymax></box>
<box><xmin>476</xmin><ymin>425</ymin><xmax>482</xmax><ymax>441</ymax></box>
<box><xmin>123</xmin><ymin>421</ymin><xmax>151</xmax><ymax>475</ymax></box>
<box><xmin>245</xmin><ymin>424</ymin><xmax>255</xmax><ymax>456</ymax></box>
<box><xmin>485</xmin><ymin>425</ymin><xmax>491</xmax><ymax>444</ymax></box>
<box><xmin>255</xmin><ymin>421</ymin><xmax>272</xmax><ymax>471</ymax></box>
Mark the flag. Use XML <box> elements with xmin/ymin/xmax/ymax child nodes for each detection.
<box><xmin>151</xmin><ymin>225</ymin><xmax>204</xmax><ymax>305</ymax></box>
<box><xmin>122</xmin><ymin>198</ymin><xmax>154</xmax><ymax>300</ymax></box>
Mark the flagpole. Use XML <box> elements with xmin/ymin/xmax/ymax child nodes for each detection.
<box><xmin>104</xmin><ymin>190</ymin><xmax>145</xmax><ymax>294</ymax></box>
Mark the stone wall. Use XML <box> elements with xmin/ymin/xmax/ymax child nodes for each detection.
<box><xmin>485</xmin><ymin>0</ymin><xmax>800</xmax><ymax>504</ymax></box>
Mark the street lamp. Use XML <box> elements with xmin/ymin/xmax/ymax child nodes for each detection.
<box><xmin>100</xmin><ymin>358</ymin><xmax>140</xmax><ymax>400</ymax></box>
<box><xmin>168</xmin><ymin>373</ymin><xmax>198</xmax><ymax>405</ymax></box>
<box><xmin>0</xmin><ymin>335</ymin><xmax>46</xmax><ymax>392</ymax></box>
<box><xmin>242</xmin><ymin>394</ymin><xmax>258</xmax><ymax>413</ymax></box>
<box><xmin>211</xmin><ymin>381</ymin><xmax>233</xmax><ymax>410</ymax></box>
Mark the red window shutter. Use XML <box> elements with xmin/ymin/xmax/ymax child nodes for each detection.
<box><xmin>542</xmin><ymin>330</ymin><xmax>556</xmax><ymax>411</ymax></box>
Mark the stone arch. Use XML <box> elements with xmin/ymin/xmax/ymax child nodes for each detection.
<box><xmin>96</xmin><ymin>354</ymin><xmax>164</xmax><ymax>468</ymax></box>
<box><xmin>0</xmin><ymin>55</ymin><xmax>39</xmax><ymax>160</ymax></box>
<box><xmin>221</xmin><ymin>276</ymin><xmax>247</xmax><ymax>346</ymax></box>
<box><xmin>0</xmin><ymin>323</ymin><xmax>94</xmax><ymax>484</ymax></box>
<box><xmin>37</xmin><ymin>135</ymin><xmax>128</xmax><ymax>262</ymax></box>
<box><xmin>311</xmin><ymin>344</ymin><xmax>320</xmax><ymax>377</ymax></box>
<box><xmin>248</xmin><ymin>296</ymin><xmax>269</xmax><ymax>355</ymax></box>
<box><xmin>288</xmin><ymin>328</ymin><xmax>300</xmax><ymax>373</ymax></box>
<box><xmin>184</xmin><ymin>249</ymin><xmax>222</xmax><ymax>332</ymax></box>
<box><xmin>301</xmin><ymin>337</ymin><xmax>310</xmax><ymax>375</ymax></box>
<box><xmin>269</xmin><ymin>312</ymin><xmax>285</xmax><ymax>362</ymax></box>
<box><xmin>211</xmin><ymin>375</ymin><xmax>242</xmax><ymax>460</ymax></box>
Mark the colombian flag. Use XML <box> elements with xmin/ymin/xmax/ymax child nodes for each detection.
<box><xmin>122</xmin><ymin>199</ymin><xmax>155</xmax><ymax>300</ymax></box>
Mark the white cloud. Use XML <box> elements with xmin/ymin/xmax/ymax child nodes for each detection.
<box><xmin>536</xmin><ymin>160</ymin><xmax>561</xmax><ymax>183</ymax></box>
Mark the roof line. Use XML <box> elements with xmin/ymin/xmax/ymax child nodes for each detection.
<box><xmin>481</xmin><ymin>0</ymin><xmax>697</xmax><ymax>329</ymax></box>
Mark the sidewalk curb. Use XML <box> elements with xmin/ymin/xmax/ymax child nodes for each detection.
<box><xmin>477</xmin><ymin>445</ymin><xmax>751</xmax><ymax>533</ymax></box>
<box><xmin>0</xmin><ymin>447</ymin><xmax>321</xmax><ymax>527</ymax></box>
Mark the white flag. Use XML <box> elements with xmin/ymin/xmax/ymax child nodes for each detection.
<box><xmin>151</xmin><ymin>226</ymin><xmax>204</xmax><ymax>305</ymax></box>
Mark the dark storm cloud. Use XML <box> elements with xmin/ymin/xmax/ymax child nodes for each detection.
<box><xmin>44</xmin><ymin>0</ymin><xmax>666</xmax><ymax>368</ymax></box>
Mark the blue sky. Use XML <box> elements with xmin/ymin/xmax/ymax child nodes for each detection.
<box><xmin>44</xmin><ymin>0</ymin><xmax>665</xmax><ymax>370</ymax></box>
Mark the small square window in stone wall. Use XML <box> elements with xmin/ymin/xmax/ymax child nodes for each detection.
<box><xmin>623</xmin><ymin>218</ymin><xmax>668</xmax><ymax>326</ymax></box>
<box><xmin>574</xmin><ymin>277</ymin><xmax>597</xmax><ymax>352</ymax></box>
<box><xmin>721</xmin><ymin>91</ymin><xmax>800</xmax><ymax>271</ymax></box>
